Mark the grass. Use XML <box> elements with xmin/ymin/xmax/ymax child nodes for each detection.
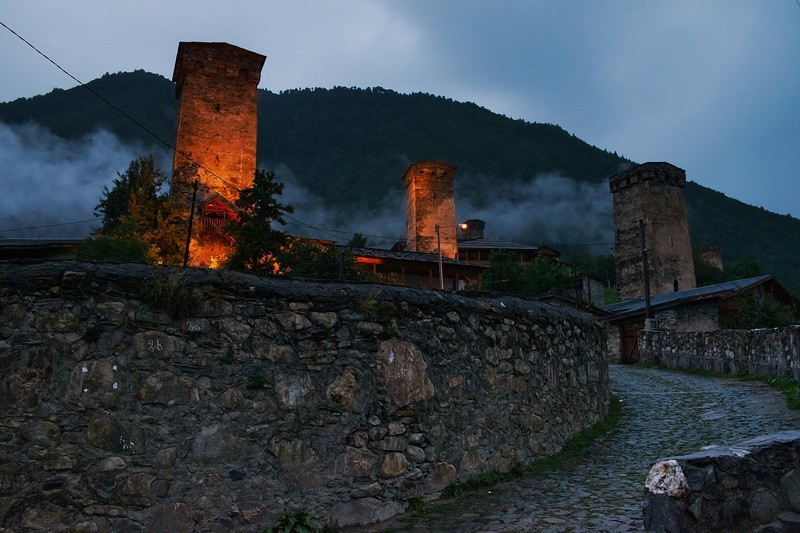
<box><xmin>138</xmin><ymin>273</ymin><xmax>202</xmax><ymax>318</ymax></box>
<box><xmin>436</xmin><ymin>394</ymin><xmax>622</xmax><ymax>502</ymax></box>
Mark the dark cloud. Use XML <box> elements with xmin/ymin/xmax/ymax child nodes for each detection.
<box><xmin>2</xmin><ymin>1</ymin><xmax>799</xmax><ymax>217</ymax></box>
<box><xmin>0</xmin><ymin>122</ymin><xmax>167</xmax><ymax>238</ymax></box>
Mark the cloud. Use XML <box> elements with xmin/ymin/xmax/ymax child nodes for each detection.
<box><xmin>0</xmin><ymin>122</ymin><xmax>167</xmax><ymax>238</ymax></box>
<box><xmin>456</xmin><ymin>173</ymin><xmax>614</xmax><ymax>254</ymax></box>
<box><xmin>270</xmin><ymin>162</ymin><xmax>614</xmax><ymax>255</ymax></box>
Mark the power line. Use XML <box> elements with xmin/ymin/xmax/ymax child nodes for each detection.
<box><xmin>0</xmin><ymin>18</ymin><xmax>241</xmax><ymax>194</ymax></box>
<box><xmin>0</xmin><ymin>218</ymin><xmax>98</xmax><ymax>234</ymax></box>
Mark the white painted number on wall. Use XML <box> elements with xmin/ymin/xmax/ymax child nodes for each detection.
<box><xmin>187</xmin><ymin>321</ymin><xmax>201</xmax><ymax>332</ymax></box>
<box><xmin>148</xmin><ymin>339</ymin><xmax>163</xmax><ymax>352</ymax></box>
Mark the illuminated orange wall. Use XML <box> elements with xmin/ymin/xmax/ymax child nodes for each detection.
<box><xmin>171</xmin><ymin>42</ymin><xmax>266</xmax><ymax>266</ymax></box>
<box><xmin>404</xmin><ymin>161</ymin><xmax>458</xmax><ymax>258</ymax></box>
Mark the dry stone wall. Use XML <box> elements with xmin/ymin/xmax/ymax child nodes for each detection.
<box><xmin>640</xmin><ymin>326</ymin><xmax>800</xmax><ymax>381</ymax></box>
<box><xmin>0</xmin><ymin>261</ymin><xmax>609</xmax><ymax>531</ymax></box>
<box><xmin>643</xmin><ymin>431</ymin><xmax>800</xmax><ymax>532</ymax></box>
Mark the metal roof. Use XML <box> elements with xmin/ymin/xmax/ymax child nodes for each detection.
<box><xmin>343</xmin><ymin>246</ymin><xmax>486</xmax><ymax>268</ymax></box>
<box><xmin>600</xmin><ymin>275</ymin><xmax>774</xmax><ymax>319</ymax></box>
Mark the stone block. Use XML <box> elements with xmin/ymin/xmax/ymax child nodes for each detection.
<box><xmin>379</xmin><ymin>452</ymin><xmax>408</xmax><ymax>478</ymax></box>
<box><xmin>377</xmin><ymin>338</ymin><xmax>434</xmax><ymax>407</ymax></box>
<box><xmin>132</xmin><ymin>331</ymin><xmax>185</xmax><ymax>359</ymax></box>
<box><xmin>138</xmin><ymin>371</ymin><xmax>198</xmax><ymax>405</ymax></box>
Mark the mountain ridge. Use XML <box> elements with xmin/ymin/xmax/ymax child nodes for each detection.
<box><xmin>2</xmin><ymin>70</ymin><xmax>798</xmax><ymax>289</ymax></box>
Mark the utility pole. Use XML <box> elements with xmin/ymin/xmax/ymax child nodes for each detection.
<box><xmin>436</xmin><ymin>224</ymin><xmax>444</xmax><ymax>290</ymax></box>
<box><xmin>639</xmin><ymin>219</ymin><xmax>654</xmax><ymax>324</ymax></box>
<box><xmin>183</xmin><ymin>180</ymin><xmax>198</xmax><ymax>268</ymax></box>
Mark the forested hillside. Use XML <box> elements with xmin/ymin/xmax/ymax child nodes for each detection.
<box><xmin>2</xmin><ymin>70</ymin><xmax>799</xmax><ymax>289</ymax></box>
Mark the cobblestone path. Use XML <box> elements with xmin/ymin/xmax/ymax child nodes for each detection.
<box><xmin>377</xmin><ymin>365</ymin><xmax>800</xmax><ymax>532</ymax></box>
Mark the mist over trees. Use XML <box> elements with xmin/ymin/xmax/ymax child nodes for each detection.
<box><xmin>3</xmin><ymin>70</ymin><xmax>800</xmax><ymax>289</ymax></box>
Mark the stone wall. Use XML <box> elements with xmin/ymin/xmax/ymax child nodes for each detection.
<box><xmin>0</xmin><ymin>261</ymin><xmax>609</xmax><ymax>531</ymax></box>
<box><xmin>640</xmin><ymin>326</ymin><xmax>800</xmax><ymax>381</ymax></box>
<box><xmin>643</xmin><ymin>430</ymin><xmax>800</xmax><ymax>532</ymax></box>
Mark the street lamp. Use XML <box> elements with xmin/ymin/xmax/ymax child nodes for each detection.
<box><xmin>435</xmin><ymin>222</ymin><xmax>468</xmax><ymax>290</ymax></box>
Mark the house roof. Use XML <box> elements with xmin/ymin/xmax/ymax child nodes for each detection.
<box><xmin>345</xmin><ymin>246</ymin><xmax>487</xmax><ymax>269</ymax></box>
<box><xmin>457</xmin><ymin>239</ymin><xmax>561</xmax><ymax>256</ymax></box>
<box><xmin>600</xmin><ymin>275</ymin><xmax>775</xmax><ymax>321</ymax></box>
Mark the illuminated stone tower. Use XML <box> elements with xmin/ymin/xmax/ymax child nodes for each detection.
<box><xmin>404</xmin><ymin>161</ymin><xmax>458</xmax><ymax>258</ymax></box>
<box><xmin>610</xmin><ymin>162</ymin><xmax>696</xmax><ymax>301</ymax></box>
<box><xmin>171</xmin><ymin>42</ymin><xmax>266</xmax><ymax>266</ymax></box>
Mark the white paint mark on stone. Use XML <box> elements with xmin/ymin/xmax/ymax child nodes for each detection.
<box><xmin>82</xmin><ymin>366</ymin><xmax>88</xmax><ymax>373</ymax></box>
<box><xmin>112</xmin><ymin>382</ymin><xmax>118</xmax><ymax>390</ymax></box>
<box><xmin>389</xmin><ymin>349</ymin><xmax>395</xmax><ymax>364</ymax></box>
<box><xmin>83</xmin><ymin>388</ymin><xmax>88</xmax><ymax>393</ymax></box>
<box><xmin>645</xmin><ymin>459</ymin><xmax>690</xmax><ymax>497</ymax></box>
<box><xmin>112</xmin><ymin>365</ymin><xmax>118</xmax><ymax>371</ymax></box>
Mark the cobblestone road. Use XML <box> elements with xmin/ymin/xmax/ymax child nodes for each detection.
<box><xmin>378</xmin><ymin>365</ymin><xmax>800</xmax><ymax>532</ymax></box>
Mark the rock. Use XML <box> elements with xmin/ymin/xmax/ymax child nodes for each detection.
<box><xmin>87</xmin><ymin>415</ymin><xmax>146</xmax><ymax>454</ymax></box>
<box><xmin>96</xmin><ymin>456</ymin><xmax>127</xmax><ymax>472</ymax></box>
<box><xmin>309</xmin><ymin>311</ymin><xmax>338</xmax><ymax>329</ymax></box>
<box><xmin>147</xmin><ymin>502</ymin><xmax>193</xmax><ymax>533</ymax></box>
<box><xmin>274</xmin><ymin>311</ymin><xmax>312</xmax><ymax>331</ymax></box>
<box><xmin>96</xmin><ymin>301</ymin><xmax>127</xmax><ymax>324</ymax></box>
<box><xmin>138</xmin><ymin>371</ymin><xmax>198</xmax><ymax>405</ymax></box>
<box><xmin>645</xmin><ymin>460</ymin><xmax>690</xmax><ymax>497</ymax></box>
<box><xmin>66</xmin><ymin>359</ymin><xmax>123</xmax><ymax>409</ymax></box>
<box><xmin>35</xmin><ymin>309</ymin><xmax>79</xmax><ymax>333</ymax></box>
<box><xmin>376</xmin><ymin>339</ymin><xmax>435</xmax><ymax>407</ymax></box>
<box><xmin>425</xmin><ymin>462</ymin><xmax>457</xmax><ymax>492</ymax></box>
<box><xmin>406</xmin><ymin>445</ymin><xmax>426</xmax><ymax>463</ymax></box>
<box><xmin>326</xmin><ymin>368</ymin><xmax>359</xmax><ymax>409</ymax></box>
<box><xmin>269</xmin><ymin>439</ymin><xmax>319</xmax><ymax>466</ymax></box>
<box><xmin>335</xmin><ymin>447</ymin><xmax>379</xmax><ymax>478</ymax></box>
<box><xmin>379</xmin><ymin>452</ymin><xmax>408</xmax><ymax>478</ymax></box>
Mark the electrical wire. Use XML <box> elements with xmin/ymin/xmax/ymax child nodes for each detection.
<box><xmin>0</xmin><ymin>19</ymin><xmax>626</xmax><ymax>254</ymax></box>
<box><xmin>0</xmin><ymin>218</ymin><xmax>98</xmax><ymax>234</ymax></box>
<box><xmin>0</xmin><ymin>18</ymin><xmax>241</xmax><ymax>194</ymax></box>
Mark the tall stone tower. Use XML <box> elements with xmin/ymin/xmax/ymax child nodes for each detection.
<box><xmin>404</xmin><ymin>161</ymin><xmax>458</xmax><ymax>258</ymax></box>
<box><xmin>171</xmin><ymin>42</ymin><xmax>266</xmax><ymax>266</ymax></box>
<box><xmin>609</xmin><ymin>162</ymin><xmax>696</xmax><ymax>301</ymax></box>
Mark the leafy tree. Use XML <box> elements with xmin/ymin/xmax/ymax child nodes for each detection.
<box><xmin>279</xmin><ymin>239</ymin><xmax>363</xmax><ymax>280</ymax></box>
<box><xmin>223</xmin><ymin>169</ymin><xmax>293</xmax><ymax>274</ymax></box>
<box><xmin>347</xmin><ymin>233</ymin><xmax>368</xmax><ymax>247</ymax></box>
<box><xmin>737</xmin><ymin>288</ymin><xmax>798</xmax><ymax>329</ymax></box>
<box><xmin>562</xmin><ymin>252</ymin><xmax>616</xmax><ymax>288</ymax></box>
<box><xmin>524</xmin><ymin>256</ymin><xmax>574</xmax><ymax>296</ymax></box>
<box><xmin>481</xmin><ymin>250</ymin><xmax>524</xmax><ymax>294</ymax></box>
<box><xmin>75</xmin><ymin>235</ymin><xmax>149</xmax><ymax>263</ymax></box>
<box><xmin>81</xmin><ymin>155</ymin><xmax>185</xmax><ymax>264</ymax></box>
<box><xmin>482</xmin><ymin>251</ymin><xmax>573</xmax><ymax>297</ymax></box>
<box><xmin>693</xmin><ymin>251</ymin><xmax>726</xmax><ymax>286</ymax></box>
<box><xmin>724</xmin><ymin>255</ymin><xmax>763</xmax><ymax>280</ymax></box>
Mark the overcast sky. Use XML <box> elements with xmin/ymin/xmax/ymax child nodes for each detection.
<box><xmin>1</xmin><ymin>1</ymin><xmax>799</xmax><ymax>222</ymax></box>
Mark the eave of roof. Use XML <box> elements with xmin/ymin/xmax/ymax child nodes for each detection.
<box><xmin>600</xmin><ymin>275</ymin><xmax>774</xmax><ymax>321</ymax></box>
<box><xmin>344</xmin><ymin>246</ymin><xmax>486</xmax><ymax>269</ymax></box>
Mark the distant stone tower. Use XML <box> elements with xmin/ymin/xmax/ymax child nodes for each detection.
<box><xmin>700</xmin><ymin>244</ymin><xmax>724</xmax><ymax>271</ymax></box>
<box><xmin>609</xmin><ymin>162</ymin><xmax>696</xmax><ymax>301</ymax></box>
<box><xmin>404</xmin><ymin>161</ymin><xmax>458</xmax><ymax>258</ymax></box>
<box><xmin>171</xmin><ymin>42</ymin><xmax>266</xmax><ymax>266</ymax></box>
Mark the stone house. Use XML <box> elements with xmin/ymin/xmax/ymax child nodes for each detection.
<box><xmin>602</xmin><ymin>275</ymin><xmax>797</xmax><ymax>363</ymax></box>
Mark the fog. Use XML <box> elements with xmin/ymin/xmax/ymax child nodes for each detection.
<box><xmin>1</xmin><ymin>124</ymin><xmax>613</xmax><ymax>256</ymax></box>
<box><xmin>0</xmin><ymin>122</ymin><xmax>169</xmax><ymax>238</ymax></box>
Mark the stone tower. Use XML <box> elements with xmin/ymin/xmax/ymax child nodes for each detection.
<box><xmin>404</xmin><ymin>161</ymin><xmax>458</xmax><ymax>258</ymax></box>
<box><xmin>171</xmin><ymin>42</ymin><xmax>266</xmax><ymax>266</ymax></box>
<box><xmin>609</xmin><ymin>162</ymin><xmax>696</xmax><ymax>301</ymax></box>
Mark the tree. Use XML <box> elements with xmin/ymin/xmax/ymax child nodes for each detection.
<box><xmin>223</xmin><ymin>169</ymin><xmax>293</xmax><ymax>274</ymax></box>
<box><xmin>737</xmin><ymin>288</ymin><xmax>798</xmax><ymax>329</ymax></box>
<box><xmin>347</xmin><ymin>233</ymin><xmax>368</xmax><ymax>247</ymax></box>
<box><xmin>79</xmin><ymin>155</ymin><xmax>185</xmax><ymax>264</ymax></box>
<box><xmin>523</xmin><ymin>256</ymin><xmax>574</xmax><ymax>296</ymax></box>
<box><xmin>481</xmin><ymin>251</ymin><xmax>573</xmax><ymax>297</ymax></box>
<box><xmin>725</xmin><ymin>255</ymin><xmax>763</xmax><ymax>280</ymax></box>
